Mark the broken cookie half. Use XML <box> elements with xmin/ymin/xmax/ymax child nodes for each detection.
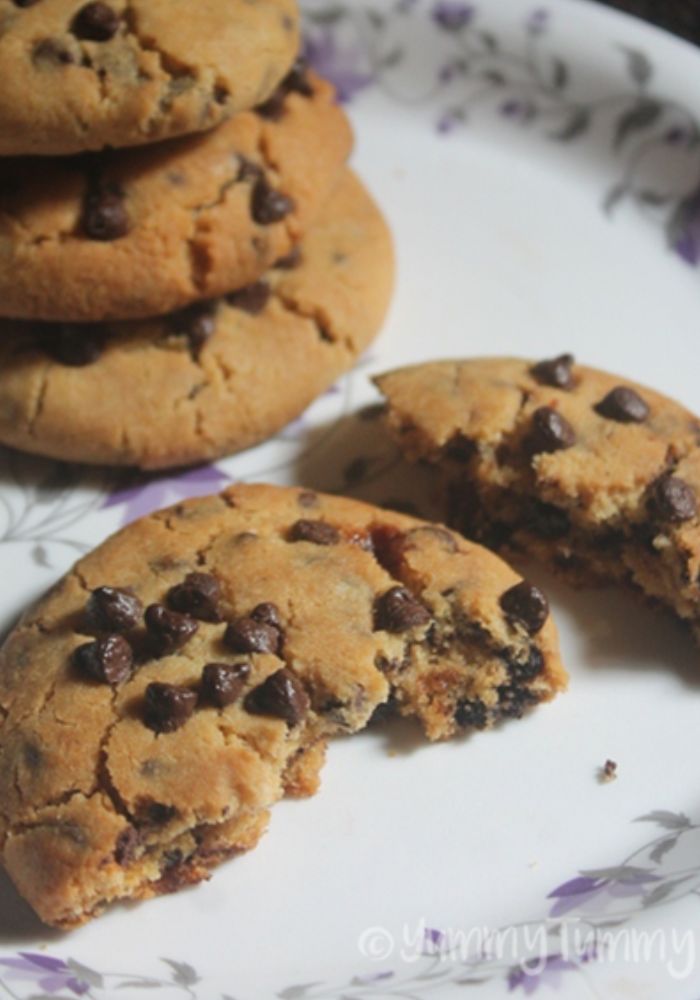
<box><xmin>376</xmin><ymin>355</ymin><xmax>700</xmax><ymax>643</ymax></box>
<box><xmin>0</xmin><ymin>483</ymin><xmax>565</xmax><ymax>928</ymax></box>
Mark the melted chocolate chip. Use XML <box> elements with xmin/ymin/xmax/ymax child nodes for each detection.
<box><xmin>144</xmin><ymin>604</ymin><xmax>198</xmax><ymax>656</ymax></box>
<box><xmin>525</xmin><ymin>500</ymin><xmax>570</xmax><ymax>540</ymax></box>
<box><xmin>373</xmin><ymin>586</ymin><xmax>431</xmax><ymax>633</ymax></box>
<box><xmin>528</xmin><ymin>406</ymin><xmax>576</xmax><ymax>454</ymax></box>
<box><xmin>38</xmin><ymin>323</ymin><xmax>104</xmax><ymax>366</ymax></box>
<box><xmin>595</xmin><ymin>386</ymin><xmax>649</xmax><ymax>423</ymax></box>
<box><xmin>454</xmin><ymin>698</ymin><xmax>488</xmax><ymax>730</ymax></box>
<box><xmin>444</xmin><ymin>433</ymin><xmax>476</xmax><ymax>462</ymax></box>
<box><xmin>244</xmin><ymin>668</ymin><xmax>309</xmax><ymax>725</ymax></box>
<box><xmin>223</xmin><ymin>618</ymin><xmax>283</xmax><ymax>655</ymax></box>
<box><xmin>250</xmin><ymin>602</ymin><xmax>282</xmax><ymax>628</ymax></box>
<box><xmin>82</xmin><ymin>183</ymin><xmax>130</xmax><ymax>241</ymax></box>
<box><xmin>167</xmin><ymin>572</ymin><xmax>222</xmax><ymax>622</ymax></box>
<box><xmin>499</xmin><ymin>581</ymin><xmax>549</xmax><ymax>635</ymax></box>
<box><xmin>288</xmin><ymin>519</ymin><xmax>340</xmax><ymax>545</ymax></box>
<box><xmin>114</xmin><ymin>826</ymin><xmax>140</xmax><ymax>865</ymax></box>
<box><xmin>73</xmin><ymin>634</ymin><xmax>133</xmax><ymax>685</ymax></box>
<box><xmin>649</xmin><ymin>474</ymin><xmax>698</xmax><ymax>524</ymax></box>
<box><xmin>85</xmin><ymin>586</ymin><xmax>142</xmax><ymax>633</ymax></box>
<box><xmin>201</xmin><ymin>662</ymin><xmax>250</xmax><ymax>708</ymax></box>
<box><xmin>530</xmin><ymin>353</ymin><xmax>575</xmax><ymax>390</ymax></box>
<box><xmin>14</xmin><ymin>0</ymin><xmax>43</xmax><ymax>6</ymax></box>
<box><xmin>72</xmin><ymin>2</ymin><xmax>120</xmax><ymax>40</ymax></box>
<box><xmin>226</xmin><ymin>281</ymin><xmax>270</xmax><ymax>315</ymax></box>
<box><xmin>143</xmin><ymin>682</ymin><xmax>197</xmax><ymax>733</ymax></box>
<box><xmin>167</xmin><ymin>302</ymin><xmax>217</xmax><ymax>357</ymax></box>
<box><xmin>251</xmin><ymin>176</ymin><xmax>295</xmax><ymax>225</ymax></box>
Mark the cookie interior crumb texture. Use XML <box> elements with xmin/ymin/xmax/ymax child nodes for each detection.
<box><xmin>376</xmin><ymin>356</ymin><xmax>700</xmax><ymax>646</ymax></box>
<box><xmin>0</xmin><ymin>484</ymin><xmax>566</xmax><ymax>928</ymax></box>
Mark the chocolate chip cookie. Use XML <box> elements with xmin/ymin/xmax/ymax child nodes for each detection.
<box><xmin>0</xmin><ymin>0</ymin><xmax>300</xmax><ymax>155</ymax></box>
<box><xmin>0</xmin><ymin>483</ymin><xmax>565</xmax><ymax>927</ymax></box>
<box><xmin>377</xmin><ymin>356</ymin><xmax>700</xmax><ymax>643</ymax></box>
<box><xmin>0</xmin><ymin>69</ymin><xmax>352</xmax><ymax>322</ymax></box>
<box><xmin>0</xmin><ymin>170</ymin><xmax>393</xmax><ymax>468</ymax></box>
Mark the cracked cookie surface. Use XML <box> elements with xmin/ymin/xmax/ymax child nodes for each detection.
<box><xmin>0</xmin><ymin>170</ymin><xmax>393</xmax><ymax>468</ymax></box>
<box><xmin>0</xmin><ymin>0</ymin><xmax>300</xmax><ymax>155</ymax></box>
<box><xmin>377</xmin><ymin>356</ymin><xmax>700</xmax><ymax>643</ymax></box>
<box><xmin>0</xmin><ymin>483</ymin><xmax>565</xmax><ymax>928</ymax></box>
<box><xmin>0</xmin><ymin>70</ymin><xmax>352</xmax><ymax>322</ymax></box>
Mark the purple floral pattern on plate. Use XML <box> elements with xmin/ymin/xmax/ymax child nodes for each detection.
<box><xmin>303</xmin><ymin>0</ymin><xmax>700</xmax><ymax>268</ymax></box>
<box><xmin>103</xmin><ymin>464</ymin><xmax>232</xmax><ymax>525</ymax></box>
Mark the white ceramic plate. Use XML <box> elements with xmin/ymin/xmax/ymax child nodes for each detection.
<box><xmin>2</xmin><ymin>1</ymin><xmax>700</xmax><ymax>996</ymax></box>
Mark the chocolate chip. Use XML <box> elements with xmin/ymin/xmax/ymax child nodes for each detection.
<box><xmin>499</xmin><ymin>581</ymin><xmax>549</xmax><ymax>635</ymax></box>
<box><xmin>444</xmin><ymin>433</ymin><xmax>476</xmax><ymax>462</ymax></box>
<box><xmin>595</xmin><ymin>386</ymin><xmax>649</xmax><ymax>423</ymax></box>
<box><xmin>454</xmin><ymin>698</ymin><xmax>488</xmax><ymax>730</ymax></box>
<box><xmin>251</xmin><ymin>177</ymin><xmax>295</xmax><ymax>225</ymax></box>
<box><xmin>525</xmin><ymin>500</ymin><xmax>570</xmax><ymax>540</ymax></box>
<box><xmin>114</xmin><ymin>826</ymin><xmax>140</xmax><ymax>865</ymax></box>
<box><xmin>201</xmin><ymin>662</ymin><xmax>250</xmax><ymax>708</ymax></box>
<box><xmin>507</xmin><ymin>646</ymin><xmax>544</xmax><ymax>683</ymax></box>
<box><xmin>496</xmin><ymin>683</ymin><xmax>539</xmax><ymax>719</ymax></box>
<box><xmin>167</xmin><ymin>572</ymin><xmax>222</xmax><ymax>622</ymax></box>
<box><xmin>143</xmin><ymin>683</ymin><xmax>197</xmax><ymax>733</ymax></box>
<box><xmin>274</xmin><ymin>245</ymin><xmax>302</xmax><ymax>270</ymax></box>
<box><xmin>528</xmin><ymin>406</ymin><xmax>576</xmax><ymax>454</ymax></box>
<box><xmin>14</xmin><ymin>0</ymin><xmax>43</xmax><ymax>6</ymax></box>
<box><xmin>82</xmin><ymin>183</ymin><xmax>130</xmax><ymax>241</ymax></box>
<box><xmin>38</xmin><ymin>323</ymin><xmax>104</xmax><ymax>366</ymax></box>
<box><xmin>649</xmin><ymin>474</ymin><xmax>698</xmax><ymax>524</ymax></box>
<box><xmin>167</xmin><ymin>302</ymin><xmax>216</xmax><ymax>357</ymax></box>
<box><xmin>373</xmin><ymin>586</ymin><xmax>431</xmax><ymax>633</ymax></box>
<box><xmin>72</xmin><ymin>2</ymin><xmax>120</xmax><ymax>41</ymax></box>
<box><xmin>226</xmin><ymin>281</ymin><xmax>270</xmax><ymax>315</ymax></box>
<box><xmin>73</xmin><ymin>634</ymin><xmax>133</xmax><ymax>685</ymax></box>
<box><xmin>144</xmin><ymin>605</ymin><xmax>198</xmax><ymax>656</ymax></box>
<box><xmin>288</xmin><ymin>519</ymin><xmax>340</xmax><ymax>545</ymax></box>
<box><xmin>244</xmin><ymin>668</ymin><xmax>309</xmax><ymax>725</ymax></box>
<box><xmin>141</xmin><ymin>802</ymin><xmax>177</xmax><ymax>826</ymax></box>
<box><xmin>33</xmin><ymin>38</ymin><xmax>75</xmax><ymax>65</ymax></box>
<box><xmin>85</xmin><ymin>586</ymin><xmax>142</xmax><ymax>633</ymax></box>
<box><xmin>224</xmin><ymin>618</ymin><xmax>282</xmax><ymax>655</ymax></box>
<box><xmin>250</xmin><ymin>602</ymin><xmax>283</xmax><ymax>629</ymax></box>
<box><xmin>23</xmin><ymin>743</ymin><xmax>42</xmax><ymax>770</ymax></box>
<box><xmin>530</xmin><ymin>353</ymin><xmax>574</xmax><ymax>390</ymax></box>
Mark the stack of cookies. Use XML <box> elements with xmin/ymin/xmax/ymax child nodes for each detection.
<box><xmin>0</xmin><ymin>0</ymin><xmax>394</xmax><ymax>469</ymax></box>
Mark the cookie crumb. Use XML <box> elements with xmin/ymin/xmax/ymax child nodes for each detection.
<box><xmin>599</xmin><ymin>759</ymin><xmax>617</xmax><ymax>783</ymax></box>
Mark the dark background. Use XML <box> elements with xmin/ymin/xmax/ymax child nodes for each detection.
<box><xmin>602</xmin><ymin>0</ymin><xmax>700</xmax><ymax>44</ymax></box>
